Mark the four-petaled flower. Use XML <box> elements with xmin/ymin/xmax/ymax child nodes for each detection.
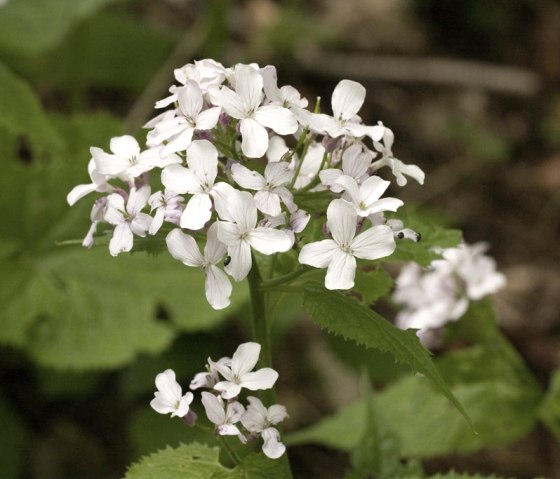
<box><xmin>209</xmin><ymin>342</ymin><xmax>279</xmax><ymax>399</ymax></box>
<box><xmin>299</xmin><ymin>199</ymin><xmax>396</xmax><ymax>289</ymax></box>
<box><xmin>241</xmin><ymin>396</ymin><xmax>288</xmax><ymax>459</ymax></box>
<box><xmin>150</xmin><ymin>369</ymin><xmax>194</xmax><ymax>418</ymax></box>
<box><xmin>201</xmin><ymin>392</ymin><xmax>246</xmax><ymax>441</ymax></box>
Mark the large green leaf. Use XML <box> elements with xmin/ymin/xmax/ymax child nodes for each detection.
<box><xmin>0</xmin><ymin>112</ymin><xmax>246</xmax><ymax>369</ymax></box>
<box><xmin>124</xmin><ymin>443</ymin><xmax>287</xmax><ymax>479</ymax></box>
<box><xmin>0</xmin><ymin>61</ymin><xmax>61</xmax><ymax>152</ymax></box>
<box><xmin>0</xmin><ymin>0</ymin><xmax>116</xmax><ymax>56</ymax></box>
<box><xmin>286</xmin><ymin>344</ymin><xmax>541</xmax><ymax>458</ymax></box>
<box><xmin>302</xmin><ymin>284</ymin><xmax>472</xmax><ymax>426</ymax></box>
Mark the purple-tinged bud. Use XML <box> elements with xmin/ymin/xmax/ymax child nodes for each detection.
<box><xmin>219</xmin><ymin>112</ymin><xmax>230</xmax><ymax>126</ymax></box>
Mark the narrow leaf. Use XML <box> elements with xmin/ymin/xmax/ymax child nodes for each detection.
<box><xmin>302</xmin><ymin>284</ymin><xmax>472</xmax><ymax>427</ymax></box>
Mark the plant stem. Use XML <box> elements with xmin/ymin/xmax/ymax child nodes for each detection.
<box><xmin>247</xmin><ymin>256</ymin><xmax>272</xmax><ymax>370</ymax></box>
<box><xmin>247</xmin><ymin>257</ymin><xmax>294</xmax><ymax>478</ymax></box>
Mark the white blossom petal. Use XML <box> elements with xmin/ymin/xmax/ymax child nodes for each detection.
<box><xmin>327</xmin><ymin>199</ymin><xmax>357</xmax><ymax>246</ymax></box>
<box><xmin>351</xmin><ymin>225</ymin><xmax>396</xmax><ymax>260</ymax></box>
<box><xmin>331</xmin><ymin>79</ymin><xmax>365</xmax><ymax>121</ymax></box>
<box><xmin>298</xmin><ymin>239</ymin><xmax>338</xmax><ymax>268</ymax></box>
<box><xmin>166</xmin><ymin>228</ymin><xmax>204</xmax><ymax>267</ymax></box>
<box><xmin>325</xmin><ymin>250</ymin><xmax>356</xmax><ymax>290</ymax></box>
<box><xmin>254</xmin><ymin>105</ymin><xmax>298</xmax><ymax>135</ymax></box>
<box><xmin>109</xmin><ymin>223</ymin><xmax>133</xmax><ymax>256</ymax></box>
<box><xmin>240</xmin><ymin>117</ymin><xmax>269</xmax><ymax>158</ymax></box>
<box><xmin>248</xmin><ymin>227</ymin><xmax>292</xmax><ymax>255</ymax></box>
<box><xmin>180</xmin><ymin>193</ymin><xmax>212</xmax><ymax>230</ymax></box>
<box><xmin>205</xmin><ymin>264</ymin><xmax>232</xmax><ymax>310</ymax></box>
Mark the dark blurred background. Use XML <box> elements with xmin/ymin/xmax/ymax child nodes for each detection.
<box><xmin>1</xmin><ymin>0</ymin><xmax>560</xmax><ymax>478</ymax></box>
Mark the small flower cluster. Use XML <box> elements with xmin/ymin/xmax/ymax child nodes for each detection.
<box><xmin>150</xmin><ymin>342</ymin><xmax>288</xmax><ymax>459</ymax></box>
<box><xmin>68</xmin><ymin>59</ymin><xmax>425</xmax><ymax>309</ymax></box>
<box><xmin>393</xmin><ymin>242</ymin><xmax>506</xmax><ymax>343</ymax></box>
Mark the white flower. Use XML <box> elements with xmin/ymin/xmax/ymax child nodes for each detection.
<box><xmin>166</xmin><ymin>223</ymin><xmax>232</xmax><ymax>310</ymax></box>
<box><xmin>319</xmin><ymin>143</ymin><xmax>373</xmax><ymax>193</ymax></box>
<box><xmin>437</xmin><ymin>243</ymin><xmax>506</xmax><ymax>300</ymax></box>
<box><xmin>209</xmin><ymin>64</ymin><xmax>298</xmax><ymax>158</ymax></box>
<box><xmin>148</xmin><ymin>189</ymin><xmax>184</xmax><ymax>235</ymax></box>
<box><xmin>91</xmin><ymin>135</ymin><xmax>162</xmax><ymax>181</ymax></box>
<box><xmin>67</xmin><ymin>159</ymin><xmax>113</xmax><ymax>206</ymax></box>
<box><xmin>209</xmin><ymin>342</ymin><xmax>279</xmax><ymax>399</ymax></box>
<box><xmin>260</xmin><ymin>65</ymin><xmax>311</xmax><ymax>125</ymax></box>
<box><xmin>104</xmin><ymin>186</ymin><xmax>152</xmax><ymax>256</ymax></box>
<box><xmin>82</xmin><ymin>197</ymin><xmax>107</xmax><ymax>248</ymax></box>
<box><xmin>150</xmin><ymin>369</ymin><xmax>194</xmax><ymax>418</ymax></box>
<box><xmin>394</xmin><ymin>263</ymin><xmax>467</xmax><ymax>332</ymax></box>
<box><xmin>161</xmin><ymin>139</ymin><xmax>222</xmax><ymax>230</ymax></box>
<box><xmin>334</xmin><ymin>175</ymin><xmax>403</xmax><ymax>217</ymax></box>
<box><xmin>217</xmin><ymin>191</ymin><xmax>292</xmax><ymax>281</ymax></box>
<box><xmin>261</xmin><ymin>209</ymin><xmax>310</xmax><ymax>245</ymax></box>
<box><xmin>201</xmin><ymin>392</ymin><xmax>246</xmax><ymax>440</ymax></box>
<box><xmin>190</xmin><ymin>357</ymin><xmax>231</xmax><ymax>390</ymax></box>
<box><xmin>299</xmin><ymin>199</ymin><xmax>396</xmax><ymax>289</ymax></box>
<box><xmin>241</xmin><ymin>396</ymin><xmax>288</xmax><ymax>459</ymax></box>
<box><xmin>231</xmin><ymin>161</ymin><xmax>294</xmax><ymax>216</ymax></box>
<box><xmin>369</xmin><ymin>213</ymin><xmax>420</xmax><ymax>242</ymax></box>
<box><xmin>150</xmin><ymin>81</ymin><xmax>221</xmax><ymax>155</ymax></box>
<box><xmin>371</xmin><ymin>125</ymin><xmax>425</xmax><ymax>186</ymax></box>
<box><xmin>311</xmin><ymin>80</ymin><xmax>384</xmax><ymax>141</ymax></box>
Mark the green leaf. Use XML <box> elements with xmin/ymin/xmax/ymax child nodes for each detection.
<box><xmin>50</xmin><ymin>11</ymin><xmax>177</xmax><ymax>94</ymax></box>
<box><xmin>302</xmin><ymin>284</ymin><xmax>472</xmax><ymax>427</ymax></box>
<box><xmin>353</xmin><ymin>267</ymin><xmax>393</xmax><ymax>305</ymax></box>
<box><xmin>124</xmin><ymin>443</ymin><xmax>227</xmax><ymax>479</ymax></box>
<box><xmin>124</xmin><ymin>444</ymin><xmax>287</xmax><ymax>479</ymax></box>
<box><xmin>348</xmin><ymin>375</ymin><xmax>423</xmax><ymax>479</ymax></box>
<box><xmin>538</xmin><ymin>369</ymin><xmax>560</xmax><ymax>441</ymax></box>
<box><xmin>0</xmin><ymin>0</ymin><xmax>116</xmax><ymax>56</ymax></box>
<box><xmin>0</xmin><ymin>61</ymin><xmax>61</xmax><ymax>152</ymax></box>
<box><xmin>0</xmin><ymin>112</ymin><xmax>246</xmax><ymax>369</ymax></box>
<box><xmin>287</xmin><ymin>345</ymin><xmax>541</xmax><ymax>458</ymax></box>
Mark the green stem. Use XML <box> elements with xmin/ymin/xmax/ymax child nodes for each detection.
<box><xmin>247</xmin><ymin>257</ymin><xmax>294</xmax><ymax>478</ymax></box>
<box><xmin>259</xmin><ymin>267</ymin><xmax>308</xmax><ymax>289</ymax></box>
<box><xmin>247</xmin><ymin>256</ymin><xmax>272</xmax><ymax>370</ymax></box>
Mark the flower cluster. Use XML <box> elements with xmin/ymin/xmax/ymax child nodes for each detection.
<box><xmin>68</xmin><ymin>59</ymin><xmax>424</xmax><ymax>309</ymax></box>
<box><xmin>393</xmin><ymin>242</ymin><xmax>506</xmax><ymax>343</ymax></box>
<box><xmin>150</xmin><ymin>342</ymin><xmax>288</xmax><ymax>459</ymax></box>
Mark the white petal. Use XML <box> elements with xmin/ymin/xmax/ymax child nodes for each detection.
<box><xmin>149</xmin><ymin>207</ymin><xmax>166</xmax><ymax>235</ymax></box>
<box><xmin>161</xmin><ymin>164</ymin><xmax>200</xmax><ymax>194</ymax></box>
<box><xmin>67</xmin><ymin>183</ymin><xmax>98</xmax><ymax>206</ymax></box>
<box><xmin>351</xmin><ymin>225</ymin><xmax>396</xmax><ymax>260</ymax></box>
<box><xmin>208</xmin><ymin>85</ymin><xmax>244</xmax><ymax>119</ymax></box>
<box><xmin>264</xmin><ymin>161</ymin><xmax>292</xmax><ymax>186</ymax></box>
<box><xmin>327</xmin><ymin>199</ymin><xmax>358</xmax><ymax>246</ymax></box>
<box><xmin>335</xmin><ymin>175</ymin><xmax>362</xmax><ymax>206</ymax></box>
<box><xmin>177</xmin><ymin>81</ymin><xmax>203</xmax><ymax>118</ymax></box>
<box><xmin>267</xmin><ymin>404</ymin><xmax>289</xmax><ymax>424</ymax></box>
<box><xmin>360</xmin><ymin>175</ymin><xmax>390</xmax><ymax>205</ymax></box>
<box><xmin>266</xmin><ymin>135</ymin><xmax>289</xmax><ymax>163</ymax></box>
<box><xmin>236</xmin><ymin>64</ymin><xmax>263</xmax><ymax>111</ymax></box>
<box><xmin>127</xmin><ymin>186</ymin><xmax>150</xmax><ymax>215</ymax></box>
<box><xmin>187</xmin><ymin>139</ymin><xmax>218</xmax><ymax>187</ymax></box>
<box><xmin>161</xmin><ymin>128</ymin><xmax>194</xmax><ymax>156</ymax></box>
<box><xmin>241</xmin><ymin>368</ymin><xmax>279</xmax><ymax>391</ymax></box>
<box><xmin>130</xmin><ymin>213</ymin><xmax>152</xmax><ymax>236</ymax></box>
<box><xmin>228</xmin><ymin>191</ymin><xmax>257</xmax><ymax>232</ymax></box>
<box><xmin>173</xmin><ymin>392</ymin><xmax>194</xmax><ymax>418</ymax></box>
<box><xmin>196</xmin><ymin>107</ymin><xmax>221</xmax><ymax>130</ymax></box>
<box><xmin>261</xmin><ymin>65</ymin><xmax>282</xmax><ymax>103</ymax></box>
<box><xmin>211</xmin><ymin>182</ymin><xmax>237</xmax><ymax>221</ymax></box>
<box><xmin>248</xmin><ymin>227</ymin><xmax>292</xmax><ymax>254</ymax></box>
<box><xmin>325</xmin><ymin>250</ymin><xmax>356</xmax><ymax>290</ymax></box>
<box><xmin>225</xmin><ymin>240</ymin><xmax>252</xmax><ymax>281</ymax></box>
<box><xmin>218</xmin><ymin>424</ymin><xmax>243</xmax><ymax>436</ymax></box>
<box><xmin>254</xmin><ymin>105</ymin><xmax>298</xmax><ymax>135</ymax></box>
<box><xmin>201</xmin><ymin>391</ymin><xmax>226</xmax><ymax>425</ymax></box>
<box><xmin>262</xmin><ymin>428</ymin><xmax>286</xmax><ymax>459</ymax></box>
<box><xmin>205</xmin><ymin>264</ymin><xmax>232</xmax><ymax>310</ymax></box>
<box><xmin>231</xmin><ymin>163</ymin><xmax>266</xmax><ymax>190</ymax></box>
<box><xmin>298</xmin><ymin>239</ymin><xmax>338</xmax><ymax>268</ymax></box>
<box><xmin>166</xmin><ymin>228</ymin><xmax>204</xmax><ymax>267</ymax></box>
<box><xmin>214</xmin><ymin>381</ymin><xmax>242</xmax><ymax>400</ymax></box>
<box><xmin>204</xmin><ymin>222</ymin><xmax>228</xmax><ymax>263</ymax></box>
<box><xmin>110</xmin><ymin>135</ymin><xmax>140</xmax><ymax>158</ymax></box>
<box><xmin>343</xmin><ymin>144</ymin><xmax>372</xmax><ymax>178</ymax></box>
<box><xmin>150</xmin><ymin>394</ymin><xmax>176</xmax><ymax>415</ymax></box>
<box><xmin>254</xmin><ymin>190</ymin><xmax>281</xmax><ymax>216</ymax></box>
<box><xmin>217</xmin><ymin>220</ymin><xmax>241</xmax><ymax>246</ymax></box>
<box><xmin>91</xmin><ymin>147</ymin><xmax>128</xmax><ymax>176</ymax></box>
<box><xmin>365</xmin><ymin>197</ymin><xmax>404</xmax><ymax>216</ymax></box>
<box><xmin>240</xmin><ymin>118</ymin><xmax>269</xmax><ymax>158</ymax></box>
<box><xmin>331</xmin><ymin>79</ymin><xmax>365</xmax><ymax>121</ymax></box>
<box><xmin>155</xmin><ymin>369</ymin><xmax>181</xmax><ymax>401</ymax></box>
<box><xmin>232</xmin><ymin>342</ymin><xmax>261</xmax><ymax>375</ymax></box>
<box><xmin>109</xmin><ymin>223</ymin><xmax>133</xmax><ymax>256</ymax></box>
<box><xmin>180</xmin><ymin>193</ymin><xmax>212</xmax><ymax>230</ymax></box>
